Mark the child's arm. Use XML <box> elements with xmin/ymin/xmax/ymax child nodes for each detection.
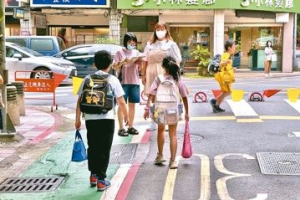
<box><xmin>144</xmin><ymin>94</ymin><xmax>154</xmax><ymax>120</ymax></box>
<box><xmin>182</xmin><ymin>96</ymin><xmax>189</xmax><ymax>121</ymax></box>
<box><xmin>75</xmin><ymin>97</ymin><xmax>82</xmax><ymax>130</ymax></box>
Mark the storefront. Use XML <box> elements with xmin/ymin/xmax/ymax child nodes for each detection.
<box><xmin>118</xmin><ymin>0</ymin><xmax>300</xmax><ymax>72</ymax></box>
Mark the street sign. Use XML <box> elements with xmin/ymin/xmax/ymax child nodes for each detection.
<box><xmin>31</xmin><ymin>0</ymin><xmax>110</xmax><ymax>8</ymax></box>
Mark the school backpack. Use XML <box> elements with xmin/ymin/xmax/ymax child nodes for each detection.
<box><xmin>153</xmin><ymin>75</ymin><xmax>180</xmax><ymax>125</ymax></box>
<box><xmin>80</xmin><ymin>74</ymin><xmax>114</xmax><ymax>114</ymax></box>
<box><xmin>208</xmin><ymin>54</ymin><xmax>221</xmax><ymax>74</ymax></box>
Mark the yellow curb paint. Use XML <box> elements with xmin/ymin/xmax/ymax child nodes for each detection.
<box><xmin>260</xmin><ymin>116</ymin><xmax>300</xmax><ymax>120</ymax></box>
<box><xmin>236</xmin><ymin>118</ymin><xmax>263</xmax><ymax>123</ymax></box>
<box><xmin>162</xmin><ymin>156</ymin><xmax>181</xmax><ymax>200</ymax></box>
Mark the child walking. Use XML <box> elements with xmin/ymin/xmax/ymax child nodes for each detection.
<box><xmin>210</xmin><ymin>40</ymin><xmax>236</xmax><ymax>113</ymax></box>
<box><xmin>75</xmin><ymin>50</ymin><xmax>129</xmax><ymax>191</ymax></box>
<box><xmin>143</xmin><ymin>56</ymin><xmax>189</xmax><ymax>169</ymax></box>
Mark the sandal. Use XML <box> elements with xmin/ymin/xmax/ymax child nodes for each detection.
<box><xmin>127</xmin><ymin>127</ymin><xmax>139</xmax><ymax>135</ymax></box>
<box><xmin>118</xmin><ymin>129</ymin><xmax>128</xmax><ymax>137</ymax></box>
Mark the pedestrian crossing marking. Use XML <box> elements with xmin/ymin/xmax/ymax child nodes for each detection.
<box><xmin>284</xmin><ymin>99</ymin><xmax>300</xmax><ymax>113</ymax></box>
<box><xmin>227</xmin><ymin>99</ymin><xmax>258</xmax><ymax>117</ymax></box>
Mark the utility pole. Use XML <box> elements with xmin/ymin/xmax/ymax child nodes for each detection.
<box><xmin>0</xmin><ymin>0</ymin><xmax>8</xmax><ymax>134</ymax></box>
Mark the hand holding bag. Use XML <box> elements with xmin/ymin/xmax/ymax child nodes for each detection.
<box><xmin>71</xmin><ymin>130</ymin><xmax>87</xmax><ymax>162</ymax></box>
<box><xmin>181</xmin><ymin>121</ymin><xmax>193</xmax><ymax>158</ymax></box>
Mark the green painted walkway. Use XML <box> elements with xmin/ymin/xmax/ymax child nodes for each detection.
<box><xmin>0</xmin><ymin>130</ymin><xmax>135</xmax><ymax>200</ymax></box>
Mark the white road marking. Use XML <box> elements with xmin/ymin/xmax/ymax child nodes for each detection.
<box><xmin>285</xmin><ymin>99</ymin><xmax>300</xmax><ymax>113</ymax></box>
<box><xmin>227</xmin><ymin>100</ymin><xmax>258</xmax><ymax>117</ymax></box>
<box><xmin>100</xmin><ymin>164</ymin><xmax>131</xmax><ymax>200</ymax></box>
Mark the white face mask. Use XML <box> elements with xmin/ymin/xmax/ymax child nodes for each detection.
<box><xmin>156</xmin><ymin>30</ymin><xmax>167</xmax><ymax>39</ymax></box>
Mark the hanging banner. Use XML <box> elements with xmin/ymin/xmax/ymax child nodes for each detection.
<box><xmin>118</xmin><ymin>0</ymin><xmax>300</xmax><ymax>14</ymax></box>
<box><xmin>31</xmin><ymin>0</ymin><xmax>110</xmax><ymax>8</ymax></box>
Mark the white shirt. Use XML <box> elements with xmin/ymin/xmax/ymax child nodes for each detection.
<box><xmin>144</xmin><ymin>40</ymin><xmax>182</xmax><ymax>64</ymax></box>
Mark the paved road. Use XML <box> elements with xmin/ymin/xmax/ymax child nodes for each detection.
<box><xmin>1</xmin><ymin>73</ymin><xmax>300</xmax><ymax>200</ymax></box>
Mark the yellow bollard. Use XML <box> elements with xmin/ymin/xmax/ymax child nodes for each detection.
<box><xmin>231</xmin><ymin>90</ymin><xmax>245</xmax><ymax>102</ymax></box>
<box><xmin>72</xmin><ymin>77</ymin><xmax>84</xmax><ymax>96</ymax></box>
<box><xmin>287</xmin><ymin>88</ymin><xmax>300</xmax><ymax>103</ymax></box>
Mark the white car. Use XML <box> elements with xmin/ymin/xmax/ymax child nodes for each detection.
<box><xmin>5</xmin><ymin>42</ymin><xmax>77</xmax><ymax>85</ymax></box>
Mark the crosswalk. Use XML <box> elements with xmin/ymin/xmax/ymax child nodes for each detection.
<box><xmin>24</xmin><ymin>85</ymin><xmax>300</xmax><ymax>122</ymax></box>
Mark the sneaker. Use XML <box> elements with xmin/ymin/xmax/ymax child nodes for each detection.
<box><xmin>169</xmin><ymin>160</ymin><xmax>178</xmax><ymax>169</ymax></box>
<box><xmin>154</xmin><ymin>154</ymin><xmax>166</xmax><ymax>165</ymax></box>
<box><xmin>146</xmin><ymin>121</ymin><xmax>157</xmax><ymax>131</ymax></box>
<box><xmin>264</xmin><ymin>74</ymin><xmax>269</xmax><ymax>77</ymax></box>
<box><xmin>213</xmin><ymin>105</ymin><xmax>225</xmax><ymax>113</ymax></box>
<box><xmin>269</xmin><ymin>73</ymin><xmax>273</xmax><ymax>77</ymax></box>
<box><xmin>210</xmin><ymin>98</ymin><xmax>217</xmax><ymax>106</ymax></box>
<box><xmin>90</xmin><ymin>174</ymin><xmax>98</xmax><ymax>187</ymax></box>
<box><xmin>97</xmin><ymin>179</ymin><xmax>111</xmax><ymax>191</ymax></box>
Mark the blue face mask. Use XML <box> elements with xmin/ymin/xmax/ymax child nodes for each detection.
<box><xmin>127</xmin><ymin>45</ymin><xmax>135</xmax><ymax>50</ymax></box>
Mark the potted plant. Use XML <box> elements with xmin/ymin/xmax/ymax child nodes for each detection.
<box><xmin>190</xmin><ymin>45</ymin><xmax>211</xmax><ymax>76</ymax></box>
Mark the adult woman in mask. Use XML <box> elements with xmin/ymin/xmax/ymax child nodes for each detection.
<box><xmin>141</xmin><ymin>22</ymin><xmax>182</xmax><ymax>131</ymax></box>
<box><xmin>113</xmin><ymin>32</ymin><xmax>143</xmax><ymax>136</ymax></box>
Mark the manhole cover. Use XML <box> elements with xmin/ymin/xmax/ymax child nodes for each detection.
<box><xmin>257</xmin><ymin>152</ymin><xmax>300</xmax><ymax>175</ymax></box>
<box><xmin>177</xmin><ymin>134</ymin><xmax>204</xmax><ymax>143</ymax></box>
<box><xmin>0</xmin><ymin>176</ymin><xmax>65</xmax><ymax>193</ymax></box>
<box><xmin>109</xmin><ymin>144</ymin><xmax>138</xmax><ymax>164</ymax></box>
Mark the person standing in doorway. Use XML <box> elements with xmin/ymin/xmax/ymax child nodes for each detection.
<box><xmin>57</xmin><ymin>28</ymin><xmax>68</xmax><ymax>48</ymax></box>
<box><xmin>112</xmin><ymin>32</ymin><xmax>143</xmax><ymax>136</ymax></box>
<box><xmin>210</xmin><ymin>40</ymin><xmax>236</xmax><ymax>113</ymax></box>
<box><xmin>264</xmin><ymin>40</ymin><xmax>274</xmax><ymax>77</ymax></box>
<box><xmin>141</xmin><ymin>21</ymin><xmax>182</xmax><ymax>131</ymax></box>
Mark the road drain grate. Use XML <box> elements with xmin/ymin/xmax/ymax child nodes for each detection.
<box><xmin>109</xmin><ymin>144</ymin><xmax>138</xmax><ymax>164</ymax></box>
<box><xmin>257</xmin><ymin>152</ymin><xmax>300</xmax><ymax>175</ymax></box>
<box><xmin>0</xmin><ymin>176</ymin><xmax>65</xmax><ymax>193</ymax></box>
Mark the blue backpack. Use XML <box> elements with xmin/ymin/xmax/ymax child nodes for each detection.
<box><xmin>208</xmin><ymin>54</ymin><xmax>221</xmax><ymax>74</ymax></box>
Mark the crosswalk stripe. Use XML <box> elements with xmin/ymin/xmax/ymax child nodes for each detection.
<box><xmin>284</xmin><ymin>99</ymin><xmax>300</xmax><ymax>113</ymax></box>
<box><xmin>227</xmin><ymin>99</ymin><xmax>258</xmax><ymax>117</ymax></box>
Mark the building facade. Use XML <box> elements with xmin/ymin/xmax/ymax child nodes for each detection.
<box><xmin>118</xmin><ymin>0</ymin><xmax>299</xmax><ymax>72</ymax></box>
<box><xmin>4</xmin><ymin>0</ymin><xmax>300</xmax><ymax>72</ymax></box>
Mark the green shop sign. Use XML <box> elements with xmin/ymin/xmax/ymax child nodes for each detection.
<box><xmin>118</xmin><ymin>0</ymin><xmax>300</xmax><ymax>13</ymax></box>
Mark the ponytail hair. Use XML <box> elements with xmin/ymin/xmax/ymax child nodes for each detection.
<box><xmin>162</xmin><ymin>56</ymin><xmax>180</xmax><ymax>82</ymax></box>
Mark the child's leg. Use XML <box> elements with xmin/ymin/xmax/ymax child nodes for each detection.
<box><xmin>157</xmin><ymin>124</ymin><xmax>165</xmax><ymax>155</ymax></box>
<box><xmin>168</xmin><ymin>124</ymin><xmax>178</xmax><ymax>161</ymax></box>
<box><xmin>216</xmin><ymin>91</ymin><xmax>231</xmax><ymax>106</ymax></box>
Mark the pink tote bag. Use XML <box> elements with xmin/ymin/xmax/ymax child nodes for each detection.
<box><xmin>181</xmin><ymin>121</ymin><xmax>193</xmax><ymax>158</ymax></box>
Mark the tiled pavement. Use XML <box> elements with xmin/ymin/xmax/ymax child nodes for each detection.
<box><xmin>0</xmin><ymin>109</ymin><xmax>57</xmax><ymax>166</ymax></box>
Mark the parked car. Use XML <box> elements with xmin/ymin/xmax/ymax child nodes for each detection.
<box><xmin>5</xmin><ymin>42</ymin><xmax>77</xmax><ymax>85</ymax></box>
<box><xmin>53</xmin><ymin>44</ymin><xmax>123</xmax><ymax>78</ymax></box>
<box><xmin>6</xmin><ymin>36</ymin><xmax>64</xmax><ymax>56</ymax></box>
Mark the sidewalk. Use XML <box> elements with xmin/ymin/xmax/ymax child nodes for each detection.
<box><xmin>0</xmin><ymin>105</ymin><xmax>150</xmax><ymax>200</ymax></box>
<box><xmin>0</xmin><ymin>108</ymin><xmax>62</xmax><ymax>184</ymax></box>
